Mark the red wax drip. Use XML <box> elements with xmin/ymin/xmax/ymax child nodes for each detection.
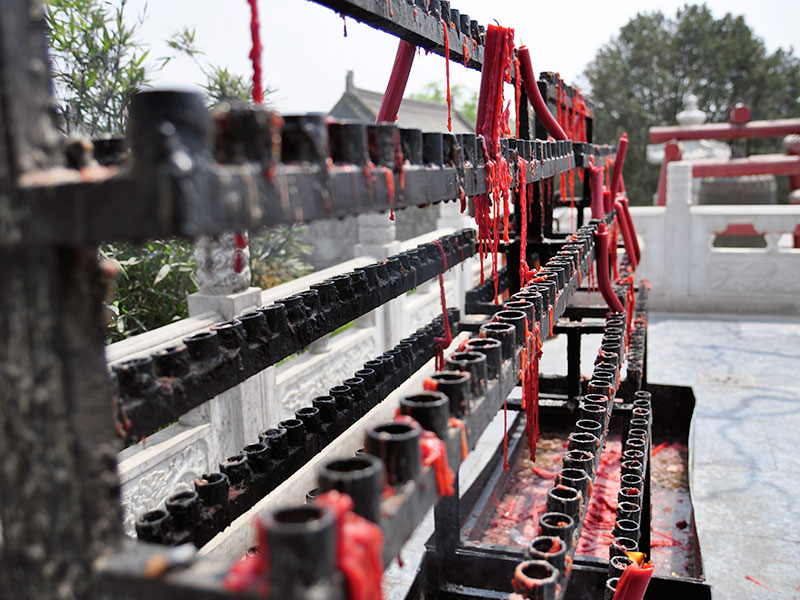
<box><xmin>502</xmin><ymin>398</ymin><xmax>509</xmax><ymax>471</ymax></box>
<box><xmin>384</xmin><ymin>168</ymin><xmax>395</xmax><ymax>220</ymax></box>
<box><xmin>474</xmin><ymin>25</ymin><xmax>515</xmax><ymax>304</ymax></box>
<box><xmin>246</xmin><ymin>0</ymin><xmax>263</xmax><ymax>104</ymax></box>
<box><xmin>377</xmin><ymin>40</ymin><xmax>416</xmax><ymax>123</ymax></box>
<box><xmin>432</xmin><ymin>241</ymin><xmax>452</xmax><ymax>370</ymax></box>
<box><xmin>514</xmin><ymin>54</ymin><xmax>521</xmax><ymax>138</ymax></box>
<box><xmin>462</xmin><ymin>40</ymin><xmax>469</xmax><ymax>67</ymax></box>
<box><xmin>317</xmin><ymin>490</ymin><xmax>385</xmax><ymax>600</ymax></box>
<box><xmin>448</xmin><ymin>417</ymin><xmax>468</xmax><ymax>460</ymax></box>
<box><xmin>441</xmin><ymin>19</ymin><xmax>452</xmax><ymax>132</ymax></box>
<box><xmin>421</xmin><ymin>430</ymin><xmax>455</xmax><ymax>496</ymax></box>
<box><xmin>517</xmin><ymin>156</ymin><xmax>534</xmax><ymax>286</ymax></box>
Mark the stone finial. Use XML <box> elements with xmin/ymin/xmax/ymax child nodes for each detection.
<box><xmin>676</xmin><ymin>94</ymin><xmax>706</xmax><ymax>126</ymax></box>
<box><xmin>346</xmin><ymin>70</ymin><xmax>355</xmax><ymax>94</ymax></box>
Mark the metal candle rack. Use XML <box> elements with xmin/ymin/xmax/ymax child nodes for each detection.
<box><xmin>0</xmin><ymin>1</ymin><xmax>710</xmax><ymax>599</ymax></box>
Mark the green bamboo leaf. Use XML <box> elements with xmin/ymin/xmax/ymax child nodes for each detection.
<box><xmin>153</xmin><ymin>263</ymin><xmax>171</xmax><ymax>285</ymax></box>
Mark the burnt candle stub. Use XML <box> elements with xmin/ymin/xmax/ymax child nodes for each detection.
<box><xmin>279</xmin><ymin>419</ymin><xmax>306</xmax><ymax>447</ymax></box>
<box><xmin>365</xmin><ymin>421</ymin><xmax>422</xmax><ymax>485</ymax></box>
<box><xmin>526</xmin><ymin>535</ymin><xmax>567</xmax><ymax>575</ymax></box>
<box><xmin>260</xmin><ymin>427</ymin><xmax>288</xmax><ymax>458</ymax></box>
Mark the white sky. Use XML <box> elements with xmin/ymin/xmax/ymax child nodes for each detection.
<box><xmin>126</xmin><ymin>0</ymin><xmax>799</xmax><ymax>114</ymax></box>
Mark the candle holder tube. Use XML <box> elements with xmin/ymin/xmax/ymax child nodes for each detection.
<box><xmin>465</xmin><ymin>337</ymin><xmax>503</xmax><ymax>380</ymax></box>
<box><xmin>429</xmin><ymin>371</ymin><xmax>472</xmax><ymax>417</ymax></box>
<box><xmin>128</xmin><ymin>90</ymin><xmax>211</xmax><ymax>169</ymax></box>
<box><xmin>513</xmin><ymin>289</ymin><xmax>544</xmax><ymax>324</ymax></box>
<box><xmin>328</xmin><ymin>121</ymin><xmax>368</xmax><ymax>166</ymax></box>
<box><xmin>608</xmin><ymin>554</ymin><xmax>634</xmax><ymax>579</ymax></box>
<box><xmin>278</xmin><ymin>419</ymin><xmax>307</xmax><ymax>448</ymax></box>
<box><xmin>443</xmin><ymin>133</ymin><xmax>461</xmax><ymax>167</ymax></box>
<box><xmin>594</xmin><ymin>366</ymin><xmax>618</xmax><ymax>389</ymax></box>
<box><xmin>458</xmin><ymin>133</ymin><xmax>477</xmax><ymax>165</ymax></box>
<box><xmin>620</xmin><ymin>473</ymin><xmax>644</xmax><ymax>493</ymax></box>
<box><xmin>317</xmin><ymin>455</ymin><xmax>385</xmax><ymax>524</ymax></box>
<box><xmin>305</xmin><ymin>488</ymin><xmax>319</xmax><ymax>504</ymax></box>
<box><xmin>621</xmin><ymin>459</ymin><xmax>644</xmax><ymax>478</ymax></box>
<box><xmin>194</xmin><ymin>472</ymin><xmax>230</xmax><ymax>542</ymax></box>
<box><xmin>600</xmin><ymin>342</ymin><xmax>622</xmax><ymax>362</ymax></box>
<box><xmin>579</xmin><ymin>403</ymin><xmax>608</xmax><ymax>429</ymax></box>
<box><xmin>343</xmin><ymin>377</ymin><xmax>368</xmax><ymax>415</ymax></box>
<box><xmin>525</xmin><ymin>536</ymin><xmax>567</xmax><ymax>575</ymax></box>
<box><xmin>423</xmin><ymin>132</ymin><xmax>444</xmax><ymax>165</ymax></box>
<box><xmin>379</xmin><ymin>352</ymin><xmax>399</xmax><ymax>389</ymax></box>
<box><xmin>260</xmin><ymin>427</ymin><xmax>288</xmax><ymax>458</ymax></box>
<box><xmin>295</xmin><ymin>406</ymin><xmax>322</xmax><ymax>435</ymax></box>
<box><xmin>617</xmin><ymin>487</ymin><xmax>643</xmax><ymax>507</ymax></box>
<box><xmin>591</xmin><ymin>370</ymin><xmax>615</xmax><ymax>389</ymax></box>
<box><xmin>265</xmin><ymin>505</ymin><xmax>337</xmax><ymax>598</ymax></box>
<box><xmin>165</xmin><ymin>490</ymin><xmax>201</xmax><ymax>541</ymax></box>
<box><xmin>282</xmin><ymin>114</ymin><xmax>331</xmax><ymax>169</ymax></box>
<box><xmin>399</xmin><ymin>392</ymin><xmax>450</xmax><ymax>439</ymax></box>
<box><xmin>587</xmin><ymin>379</ymin><xmax>614</xmax><ymax>401</ymax></box>
<box><xmin>479</xmin><ymin>322</ymin><xmax>516</xmax><ymax>360</ymax></box>
<box><xmin>613</xmin><ymin>518</ymin><xmax>640</xmax><ymax>543</ymax></box>
<box><xmin>584</xmin><ymin>393</ymin><xmax>612</xmax><ymax>416</ymax></box>
<box><xmin>609</xmin><ymin>536</ymin><xmax>638</xmax><ymax>560</ymax></box>
<box><xmin>261</xmin><ymin>303</ymin><xmax>290</xmax><ymax>335</ymax></box>
<box><xmin>367</xmin><ymin>123</ymin><xmax>401</xmax><ymax>168</ymax></box>
<box><xmin>617</xmin><ymin>501</ymin><xmax>642</xmax><ymax>525</ymax></box>
<box><xmin>634</xmin><ymin>390</ymin><xmax>652</xmax><ymax>402</ymax></box>
<box><xmin>330</xmin><ymin>385</ymin><xmax>355</xmax><ymax>420</ymax></box>
<box><xmin>184</xmin><ymin>330</ymin><xmax>221</xmax><ymax>364</ymax></box>
<box><xmin>530</xmin><ymin>281</ymin><xmax>555</xmax><ymax>309</ymax></box>
<box><xmin>504</xmin><ymin>300</ymin><xmax>535</xmax><ymax>326</ymax></box>
<box><xmin>627</xmin><ymin>428</ymin><xmax>648</xmax><ymax>444</ymax></box>
<box><xmin>153</xmin><ymin>345</ymin><xmax>190</xmax><ymax>378</ymax></box>
<box><xmin>555</xmin><ymin>468</ymin><xmax>590</xmax><ymax>502</ymax></box>
<box><xmin>445</xmin><ymin>351</ymin><xmax>488</xmax><ymax>397</ymax></box>
<box><xmin>354</xmin><ymin>369</ymin><xmax>379</xmax><ymax>408</ymax></box>
<box><xmin>135</xmin><ymin>509</ymin><xmax>172</xmax><ymax>544</ymax></box>
<box><xmin>511</xmin><ymin>560</ymin><xmax>559</xmax><ymax>600</ymax></box>
<box><xmin>575</xmin><ymin>419</ymin><xmax>604</xmax><ymax>444</ymax></box>
<box><xmin>604</xmin><ymin>577</ymin><xmax>619</xmax><ymax>600</ymax></box>
<box><xmin>495</xmin><ymin>310</ymin><xmax>528</xmax><ymax>346</ymax></box>
<box><xmin>632</xmin><ymin>406</ymin><xmax>652</xmax><ymax>423</ymax></box>
<box><xmin>567</xmin><ymin>431</ymin><xmax>600</xmax><ymax>456</ymax></box>
<box><xmin>563</xmin><ymin>449</ymin><xmax>595</xmax><ymax>477</ymax></box>
<box><xmin>630</xmin><ymin>417</ymin><xmax>650</xmax><ymax>431</ymax></box>
<box><xmin>546</xmin><ymin>485</ymin><xmax>582</xmax><ymax>519</ymax></box>
<box><xmin>243</xmin><ymin>441</ymin><xmax>271</xmax><ymax>497</ymax></box>
<box><xmin>365</xmin><ymin>421</ymin><xmax>422</xmax><ymax>485</ymax></box>
<box><xmin>399</xmin><ymin>128</ymin><xmax>423</xmax><ymax>165</ymax></box>
<box><xmin>633</xmin><ymin>398</ymin><xmax>652</xmax><ymax>412</ymax></box>
<box><xmin>625</xmin><ymin>436</ymin><xmax>647</xmax><ymax>456</ymax></box>
<box><xmin>364</xmin><ymin>358</ymin><xmax>386</xmax><ymax>382</ymax></box>
<box><xmin>538</xmin><ymin>512</ymin><xmax>576</xmax><ymax>549</ymax></box>
<box><xmin>622</xmin><ymin>448</ymin><xmax>645</xmax><ymax>464</ymax></box>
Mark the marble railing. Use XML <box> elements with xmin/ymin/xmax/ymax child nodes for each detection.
<box><xmin>631</xmin><ymin>161</ymin><xmax>800</xmax><ymax>314</ymax></box>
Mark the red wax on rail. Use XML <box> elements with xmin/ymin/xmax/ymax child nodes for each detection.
<box><xmin>609</xmin><ymin>133</ymin><xmax>629</xmax><ymax>203</ymax></box>
<box><xmin>589</xmin><ymin>166</ymin><xmax>606</xmax><ymax>220</ymax></box>
<box><xmin>246</xmin><ymin>0</ymin><xmax>263</xmax><ymax>104</ymax></box>
<box><xmin>421</xmin><ymin>430</ymin><xmax>455</xmax><ymax>496</ymax></box>
<box><xmin>614</xmin><ymin>198</ymin><xmax>638</xmax><ymax>269</ymax></box>
<box><xmin>594</xmin><ymin>223</ymin><xmax>625</xmax><ymax>312</ymax></box>
<box><xmin>376</xmin><ymin>40</ymin><xmax>417</xmax><ymax>123</ymax></box>
<box><xmin>317</xmin><ymin>490</ymin><xmax>384</xmax><ymax>600</ymax></box>
<box><xmin>619</xmin><ymin>197</ymin><xmax>641</xmax><ymax>262</ymax></box>
<box><xmin>517</xmin><ymin>46</ymin><xmax>567</xmax><ymax>140</ymax></box>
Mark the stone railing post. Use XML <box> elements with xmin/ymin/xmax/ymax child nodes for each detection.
<box><xmin>188</xmin><ymin>232</ymin><xmax>263</xmax><ymax>320</ymax></box>
<box><xmin>353</xmin><ymin>213</ymin><xmax>403</xmax><ymax>351</ymax></box>
<box><xmin>663</xmin><ymin>162</ymin><xmax>693</xmax><ymax>301</ymax></box>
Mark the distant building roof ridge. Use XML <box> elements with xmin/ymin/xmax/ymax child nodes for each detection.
<box><xmin>330</xmin><ymin>70</ymin><xmax>474</xmax><ymax>134</ymax></box>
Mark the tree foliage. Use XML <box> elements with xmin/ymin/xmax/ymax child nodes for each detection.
<box><xmin>46</xmin><ymin>0</ymin><xmax>148</xmax><ymax>136</ymax></box>
<box><xmin>584</xmin><ymin>4</ymin><xmax>800</xmax><ymax>204</ymax></box>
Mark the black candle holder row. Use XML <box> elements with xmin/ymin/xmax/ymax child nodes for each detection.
<box><xmin>111</xmin><ymin>229</ymin><xmax>474</xmax><ymax>444</ymax></box>
<box><xmin>134</xmin><ymin>309</ymin><xmax>460</xmax><ymax>549</ymax></box>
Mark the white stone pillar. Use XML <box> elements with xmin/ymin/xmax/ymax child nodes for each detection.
<box><xmin>188</xmin><ymin>232</ymin><xmax>262</xmax><ymax>320</ymax></box>
<box><xmin>663</xmin><ymin>162</ymin><xmax>693</xmax><ymax>302</ymax></box>
<box><xmin>353</xmin><ymin>212</ymin><xmax>403</xmax><ymax>351</ymax></box>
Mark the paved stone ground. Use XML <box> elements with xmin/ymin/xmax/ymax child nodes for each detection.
<box><xmin>646</xmin><ymin>313</ymin><xmax>800</xmax><ymax>600</ymax></box>
<box><xmin>384</xmin><ymin>313</ymin><xmax>800</xmax><ymax>599</ymax></box>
